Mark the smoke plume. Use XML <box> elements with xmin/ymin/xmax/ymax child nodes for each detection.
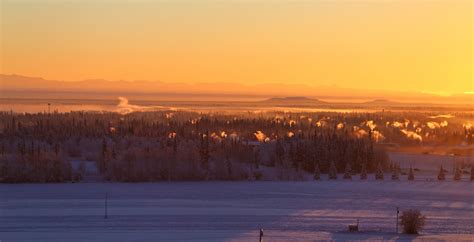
<box><xmin>254</xmin><ymin>131</ymin><xmax>267</xmax><ymax>142</ymax></box>
<box><xmin>372</xmin><ymin>130</ymin><xmax>385</xmax><ymax>142</ymax></box>
<box><xmin>337</xmin><ymin>122</ymin><xmax>344</xmax><ymax>130</ymax></box>
<box><xmin>116</xmin><ymin>97</ymin><xmax>176</xmax><ymax>114</ymax></box>
<box><xmin>364</xmin><ymin>120</ymin><xmax>376</xmax><ymax>131</ymax></box>
<box><xmin>401</xmin><ymin>129</ymin><xmax>423</xmax><ymax>142</ymax></box>
<box><xmin>429</xmin><ymin>114</ymin><xmax>455</xmax><ymax>119</ymax></box>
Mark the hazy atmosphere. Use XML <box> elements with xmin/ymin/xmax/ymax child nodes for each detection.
<box><xmin>0</xmin><ymin>1</ymin><xmax>472</xmax><ymax>242</ymax></box>
<box><xmin>1</xmin><ymin>0</ymin><xmax>472</xmax><ymax>99</ymax></box>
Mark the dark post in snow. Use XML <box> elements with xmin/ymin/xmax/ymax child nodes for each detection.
<box><xmin>259</xmin><ymin>228</ymin><xmax>264</xmax><ymax>242</ymax></box>
<box><xmin>396</xmin><ymin>207</ymin><xmax>399</xmax><ymax>233</ymax></box>
<box><xmin>104</xmin><ymin>192</ymin><xmax>108</xmax><ymax>219</ymax></box>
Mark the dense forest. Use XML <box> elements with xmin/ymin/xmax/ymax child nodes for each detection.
<box><xmin>0</xmin><ymin>110</ymin><xmax>472</xmax><ymax>183</ymax></box>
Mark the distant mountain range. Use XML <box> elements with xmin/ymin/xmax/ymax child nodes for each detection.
<box><xmin>259</xmin><ymin>96</ymin><xmax>420</xmax><ymax>108</ymax></box>
<box><xmin>1</xmin><ymin>74</ymin><xmax>472</xmax><ymax>106</ymax></box>
<box><xmin>263</xmin><ymin>96</ymin><xmax>327</xmax><ymax>104</ymax></box>
<box><xmin>363</xmin><ymin>99</ymin><xmax>401</xmax><ymax>105</ymax></box>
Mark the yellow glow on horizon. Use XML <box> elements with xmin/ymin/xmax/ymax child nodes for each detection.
<box><xmin>1</xmin><ymin>0</ymin><xmax>472</xmax><ymax>95</ymax></box>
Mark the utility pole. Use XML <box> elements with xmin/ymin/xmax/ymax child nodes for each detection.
<box><xmin>104</xmin><ymin>192</ymin><xmax>108</xmax><ymax>219</ymax></box>
<box><xmin>396</xmin><ymin>207</ymin><xmax>399</xmax><ymax>233</ymax></box>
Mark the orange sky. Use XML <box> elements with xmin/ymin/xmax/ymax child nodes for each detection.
<box><xmin>1</xmin><ymin>0</ymin><xmax>472</xmax><ymax>95</ymax></box>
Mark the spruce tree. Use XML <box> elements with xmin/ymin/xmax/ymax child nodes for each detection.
<box><xmin>99</xmin><ymin>138</ymin><xmax>109</xmax><ymax>174</ymax></box>
<box><xmin>471</xmin><ymin>166</ymin><xmax>474</xmax><ymax>181</ymax></box>
<box><xmin>200</xmin><ymin>131</ymin><xmax>210</xmax><ymax>174</ymax></box>
<box><xmin>253</xmin><ymin>149</ymin><xmax>260</xmax><ymax>169</ymax></box>
<box><xmin>328</xmin><ymin>160</ymin><xmax>338</xmax><ymax>179</ymax></box>
<box><xmin>313</xmin><ymin>162</ymin><xmax>321</xmax><ymax>180</ymax></box>
<box><xmin>360</xmin><ymin>162</ymin><xmax>368</xmax><ymax>180</ymax></box>
<box><xmin>408</xmin><ymin>166</ymin><xmax>415</xmax><ymax>181</ymax></box>
<box><xmin>391</xmin><ymin>163</ymin><xmax>400</xmax><ymax>180</ymax></box>
<box><xmin>343</xmin><ymin>162</ymin><xmax>352</xmax><ymax>179</ymax></box>
<box><xmin>275</xmin><ymin>138</ymin><xmax>285</xmax><ymax>166</ymax></box>
<box><xmin>367</xmin><ymin>136</ymin><xmax>375</xmax><ymax>171</ymax></box>
<box><xmin>453</xmin><ymin>166</ymin><xmax>461</xmax><ymax>181</ymax></box>
<box><xmin>295</xmin><ymin>141</ymin><xmax>305</xmax><ymax>171</ymax></box>
<box><xmin>437</xmin><ymin>165</ymin><xmax>445</xmax><ymax>181</ymax></box>
<box><xmin>375</xmin><ymin>162</ymin><xmax>384</xmax><ymax>180</ymax></box>
<box><xmin>51</xmin><ymin>154</ymin><xmax>63</xmax><ymax>182</ymax></box>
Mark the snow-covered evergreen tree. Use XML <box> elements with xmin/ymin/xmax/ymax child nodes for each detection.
<box><xmin>313</xmin><ymin>162</ymin><xmax>321</xmax><ymax>180</ymax></box>
<box><xmin>199</xmin><ymin>131</ymin><xmax>210</xmax><ymax>179</ymax></box>
<box><xmin>99</xmin><ymin>138</ymin><xmax>110</xmax><ymax>174</ymax></box>
<box><xmin>408</xmin><ymin>166</ymin><xmax>415</xmax><ymax>181</ymax></box>
<box><xmin>391</xmin><ymin>163</ymin><xmax>400</xmax><ymax>180</ymax></box>
<box><xmin>328</xmin><ymin>160</ymin><xmax>337</xmax><ymax>179</ymax></box>
<box><xmin>275</xmin><ymin>138</ymin><xmax>285</xmax><ymax>166</ymax></box>
<box><xmin>471</xmin><ymin>166</ymin><xmax>474</xmax><ymax>181</ymax></box>
<box><xmin>437</xmin><ymin>165</ymin><xmax>445</xmax><ymax>181</ymax></box>
<box><xmin>343</xmin><ymin>162</ymin><xmax>351</xmax><ymax>179</ymax></box>
<box><xmin>253</xmin><ymin>148</ymin><xmax>260</xmax><ymax>169</ymax></box>
<box><xmin>453</xmin><ymin>166</ymin><xmax>461</xmax><ymax>181</ymax></box>
<box><xmin>375</xmin><ymin>162</ymin><xmax>384</xmax><ymax>180</ymax></box>
<box><xmin>359</xmin><ymin>161</ymin><xmax>367</xmax><ymax>180</ymax></box>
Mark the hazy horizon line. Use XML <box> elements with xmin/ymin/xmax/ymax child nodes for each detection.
<box><xmin>2</xmin><ymin>73</ymin><xmax>471</xmax><ymax>97</ymax></box>
<box><xmin>1</xmin><ymin>73</ymin><xmax>473</xmax><ymax>105</ymax></box>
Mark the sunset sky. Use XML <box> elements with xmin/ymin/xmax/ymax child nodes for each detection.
<box><xmin>1</xmin><ymin>0</ymin><xmax>472</xmax><ymax>96</ymax></box>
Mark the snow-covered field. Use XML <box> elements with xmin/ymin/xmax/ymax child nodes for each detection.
<box><xmin>0</xmin><ymin>181</ymin><xmax>473</xmax><ymax>241</ymax></box>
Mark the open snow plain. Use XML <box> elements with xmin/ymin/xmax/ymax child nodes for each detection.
<box><xmin>1</xmin><ymin>181</ymin><xmax>473</xmax><ymax>242</ymax></box>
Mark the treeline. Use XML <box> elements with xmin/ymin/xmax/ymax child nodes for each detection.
<box><xmin>0</xmin><ymin>110</ymin><xmax>469</xmax><ymax>182</ymax></box>
<box><xmin>94</xmin><ymin>128</ymin><xmax>387</xmax><ymax>182</ymax></box>
<box><xmin>0</xmin><ymin>144</ymin><xmax>74</xmax><ymax>183</ymax></box>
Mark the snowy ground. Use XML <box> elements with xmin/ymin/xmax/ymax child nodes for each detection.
<box><xmin>0</xmin><ymin>181</ymin><xmax>473</xmax><ymax>242</ymax></box>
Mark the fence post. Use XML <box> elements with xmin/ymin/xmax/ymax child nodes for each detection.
<box><xmin>105</xmin><ymin>192</ymin><xmax>108</xmax><ymax>219</ymax></box>
<box><xmin>396</xmin><ymin>207</ymin><xmax>399</xmax><ymax>233</ymax></box>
